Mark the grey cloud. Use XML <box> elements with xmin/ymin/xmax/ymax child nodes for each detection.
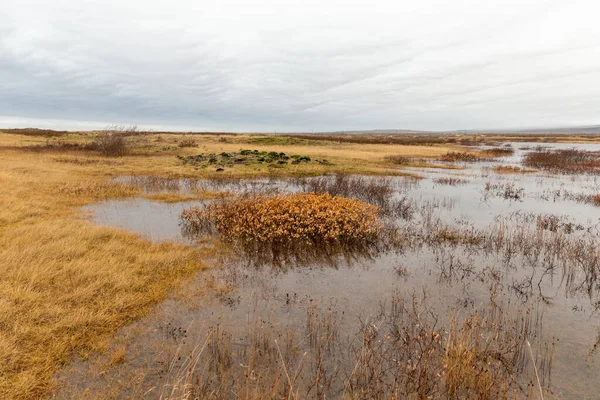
<box><xmin>1</xmin><ymin>0</ymin><xmax>600</xmax><ymax>131</ymax></box>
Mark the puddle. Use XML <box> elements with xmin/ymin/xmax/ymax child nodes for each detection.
<box><xmin>59</xmin><ymin>143</ymin><xmax>600</xmax><ymax>399</ymax></box>
<box><xmin>83</xmin><ymin>199</ymin><xmax>203</xmax><ymax>243</ymax></box>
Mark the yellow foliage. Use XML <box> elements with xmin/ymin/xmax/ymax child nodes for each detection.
<box><xmin>181</xmin><ymin>193</ymin><xmax>381</xmax><ymax>244</ymax></box>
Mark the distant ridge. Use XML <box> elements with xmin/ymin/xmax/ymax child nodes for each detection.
<box><xmin>2</xmin><ymin>125</ymin><xmax>600</xmax><ymax>135</ymax></box>
<box><xmin>326</xmin><ymin>125</ymin><xmax>600</xmax><ymax>135</ymax></box>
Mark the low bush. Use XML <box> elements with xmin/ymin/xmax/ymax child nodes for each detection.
<box><xmin>180</xmin><ymin>193</ymin><xmax>381</xmax><ymax>251</ymax></box>
<box><xmin>90</xmin><ymin>133</ymin><xmax>129</xmax><ymax>157</ymax></box>
<box><xmin>178</xmin><ymin>139</ymin><xmax>198</xmax><ymax>148</ymax></box>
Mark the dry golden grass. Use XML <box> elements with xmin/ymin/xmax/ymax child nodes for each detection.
<box><xmin>0</xmin><ymin>151</ymin><xmax>208</xmax><ymax>399</ymax></box>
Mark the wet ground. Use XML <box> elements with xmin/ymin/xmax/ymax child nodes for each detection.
<box><xmin>57</xmin><ymin>143</ymin><xmax>600</xmax><ymax>399</ymax></box>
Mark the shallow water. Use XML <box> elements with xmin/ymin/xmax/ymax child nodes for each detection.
<box><xmin>86</xmin><ymin>170</ymin><xmax>600</xmax><ymax>241</ymax></box>
<box><xmin>62</xmin><ymin>143</ymin><xmax>600</xmax><ymax>399</ymax></box>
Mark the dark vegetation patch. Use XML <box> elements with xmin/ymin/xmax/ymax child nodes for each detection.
<box><xmin>88</xmin><ymin>132</ymin><xmax>129</xmax><ymax>156</ymax></box>
<box><xmin>523</xmin><ymin>148</ymin><xmax>600</xmax><ymax>173</ymax></box>
<box><xmin>440</xmin><ymin>151</ymin><xmax>482</xmax><ymax>162</ymax></box>
<box><xmin>15</xmin><ymin>126</ymin><xmax>135</xmax><ymax>157</ymax></box>
<box><xmin>480</xmin><ymin>147</ymin><xmax>515</xmax><ymax>157</ymax></box>
<box><xmin>286</xmin><ymin>133</ymin><xmax>462</xmax><ymax>146</ymax></box>
<box><xmin>23</xmin><ymin>141</ymin><xmax>89</xmax><ymax>153</ymax></box>
<box><xmin>286</xmin><ymin>132</ymin><xmax>600</xmax><ymax>146</ymax></box>
<box><xmin>0</xmin><ymin>128</ymin><xmax>71</xmax><ymax>137</ymax></box>
<box><xmin>178</xmin><ymin>149</ymin><xmax>329</xmax><ymax>170</ymax></box>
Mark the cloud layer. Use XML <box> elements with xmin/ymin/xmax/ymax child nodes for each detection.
<box><xmin>1</xmin><ymin>0</ymin><xmax>600</xmax><ymax>131</ymax></box>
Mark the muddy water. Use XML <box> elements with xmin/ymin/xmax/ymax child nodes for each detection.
<box><xmin>59</xmin><ymin>144</ymin><xmax>600</xmax><ymax>399</ymax></box>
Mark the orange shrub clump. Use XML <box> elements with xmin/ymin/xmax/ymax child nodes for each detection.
<box><xmin>181</xmin><ymin>193</ymin><xmax>381</xmax><ymax>246</ymax></box>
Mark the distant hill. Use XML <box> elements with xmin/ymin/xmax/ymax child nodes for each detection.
<box><xmin>499</xmin><ymin>126</ymin><xmax>600</xmax><ymax>134</ymax></box>
<box><xmin>326</xmin><ymin>126</ymin><xmax>600</xmax><ymax>135</ymax></box>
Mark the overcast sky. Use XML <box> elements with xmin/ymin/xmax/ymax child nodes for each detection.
<box><xmin>1</xmin><ymin>0</ymin><xmax>600</xmax><ymax>132</ymax></box>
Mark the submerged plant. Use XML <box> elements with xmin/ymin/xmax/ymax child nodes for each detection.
<box><xmin>483</xmin><ymin>182</ymin><xmax>525</xmax><ymax>201</ymax></box>
<box><xmin>433</xmin><ymin>177</ymin><xmax>468</xmax><ymax>186</ymax></box>
<box><xmin>159</xmin><ymin>292</ymin><xmax>553</xmax><ymax>400</ymax></box>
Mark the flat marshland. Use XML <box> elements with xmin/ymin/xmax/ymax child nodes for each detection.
<box><xmin>2</xmin><ymin>128</ymin><xmax>600</xmax><ymax>399</ymax></box>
